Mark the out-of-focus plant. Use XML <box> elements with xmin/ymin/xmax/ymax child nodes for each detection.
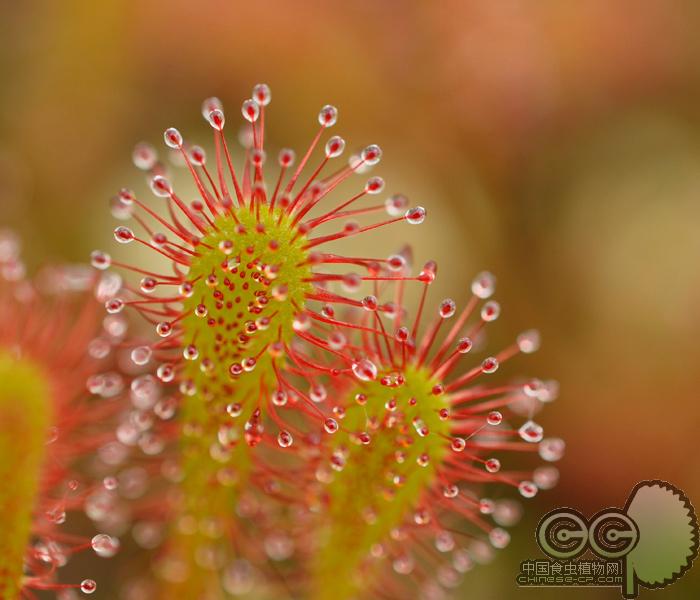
<box><xmin>0</xmin><ymin>232</ymin><xmax>127</xmax><ymax>598</ymax></box>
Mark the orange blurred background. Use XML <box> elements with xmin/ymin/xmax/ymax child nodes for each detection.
<box><xmin>1</xmin><ymin>1</ymin><xmax>699</xmax><ymax>597</ymax></box>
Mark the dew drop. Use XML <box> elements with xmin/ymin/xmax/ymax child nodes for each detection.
<box><xmin>277</xmin><ymin>149</ymin><xmax>295</xmax><ymax>168</ymax></box>
<box><xmin>202</xmin><ymin>96</ymin><xmax>223</xmax><ymax>120</ymax></box>
<box><xmin>435</xmin><ymin>531</ymin><xmax>456</xmax><ymax>553</ymax></box>
<box><xmin>132</xmin><ymin>142</ymin><xmax>157</xmax><ymax>170</ymax></box>
<box><xmin>451</xmin><ymin>437</ymin><xmax>466</xmax><ymax>452</ymax></box>
<box><xmin>362</xmin><ymin>295</ymin><xmax>379</xmax><ymax>311</ymax></box>
<box><xmin>365</xmin><ymin>176</ymin><xmax>384</xmax><ymax>194</ymax></box>
<box><xmin>517</xmin><ymin>329</ymin><xmax>541</xmax><ymax>354</ymax></box>
<box><xmin>130</xmin><ymin>346</ymin><xmax>152</xmax><ymax>366</ymax></box>
<box><xmin>318</xmin><ymin>105</ymin><xmax>338</xmax><ymax>127</ymax></box>
<box><xmin>352</xmin><ymin>359</ymin><xmax>378</xmax><ymax>381</ymax></box>
<box><xmin>480</xmin><ymin>300</ymin><xmax>500</xmax><ymax>322</ymax></box>
<box><xmin>361</xmin><ymin>144</ymin><xmax>382</xmax><ymax>166</ymax></box>
<box><xmin>328</xmin><ymin>331</ymin><xmax>347</xmax><ymax>350</ymax></box>
<box><xmin>179</xmin><ymin>282</ymin><xmax>194</xmax><ymax>297</ymax></box>
<box><xmin>309</xmin><ymin>384</ymin><xmax>327</xmax><ymax>403</ymax></box>
<box><xmin>226</xmin><ymin>403</ymin><xmax>242</xmax><ymax>418</ymax></box>
<box><xmin>325</xmin><ymin>135</ymin><xmax>345</xmax><ymax>158</ymax></box>
<box><xmin>183</xmin><ymin>344</ymin><xmax>199</xmax><ymax>361</ymax></box>
<box><xmin>241</xmin><ymin>99</ymin><xmax>260</xmax><ymax>123</ymax></box>
<box><xmin>189</xmin><ymin>145</ymin><xmax>206</xmax><ymax>165</ymax></box>
<box><xmin>487</xmin><ymin>410</ymin><xmax>503</xmax><ymax>426</ymax></box>
<box><xmin>156</xmin><ymin>363</ymin><xmax>175</xmax><ymax>383</ymax></box>
<box><xmin>533</xmin><ymin>466</ymin><xmax>560</xmax><ymax>490</ymax></box>
<box><xmin>443</xmin><ymin>484</ymin><xmax>459</xmax><ymax>498</ymax></box>
<box><xmin>46</xmin><ymin>505</ymin><xmax>66</xmax><ymax>524</ymax></box>
<box><xmin>518</xmin><ymin>420</ymin><xmax>544</xmax><ymax>443</ymax></box>
<box><xmin>539</xmin><ymin>437</ymin><xmax>565</xmax><ymax>461</ymax></box>
<box><xmin>292</xmin><ymin>313</ymin><xmax>311</xmax><ymax>332</ymax></box>
<box><xmin>113</xmin><ymin>226</ymin><xmax>134</xmax><ymax>244</ymax></box>
<box><xmin>385</xmin><ymin>193</ymin><xmax>409</xmax><ymax>216</ymax></box>
<box><xmin>439</xmin><ymin>298</ymin><xmax>456</xmax><ymax>318</ymax></box>
<box><xmin>163</xmin><ymin>127</ymin><xmax>183</xmax><ymax>149</ymax></box>
<box><xmin>244</xmin><ymin>413</ymin><xmax>263</xmax><ymax>447</ymax></box>
<box><xmin>393</xmin><ymin>554</ymin><xmax>415</xmax><ymax>575</ymax></box>
<box><xmin>207</xmin><ymin>108</ymin><xmax>225</xmax><ymax>131</ymax></box>
<box><xmin>156</xmin><ymin>321</ymin><xmax>172</xmax><ymax>337</ymax></box>
<box><xmin>90</xmin><ymin>250</ymin><xmax>111</xmax><ymax>270</ymax></box>
<box><xmin>471</xmin><ymin>271</ymin><xmax>496</xmax><ymax>299</ymax></box>
<box><xmin>277</xmin><ymin>430</ymin><xmax>293</xmax><ymax>448</ymax></box>
<box><xmin>395</xmin><ymin>326</ymin><xmax>410</xmax><ymax>343</ymax></box>
<box><xmin>404</xmin><ymin>206</ymin><xmax>426</xmax><ymax>225</ymax></box>
<box><xmin>518</xmin><ymin>481</ymin><xmax>538</xmax><ymax>498</ymax></box>
<box><xmin>102</xmin><ymin>476</ymin><xmax>118</xmax><ymax>490</ymax></box>
<box><xmin>105</xmin><ymin>298</ymin><xmax>124</xmax><ymax>314</ymax></box>
<box><xmin>457</xmin><ymin>337</ymin><xmax>473</xmax><ymax>354</ymax></box>
<box><xmin>481</xmin><ymin>357</ymin><xmax>499</xmax><ymax>373</ymax></box>
<box><xmin>252</xmin><ymin>83</ymin><xmax>271</xmax><ymax>106</ymax></box>
<box><xmin>484</xmin><ymin>458</ymin><xmax>501</xmax><ymax>473</ymax></box>
<box><xmin>271</xmin><ymin>390</ymin><xmax>287</xmax><ymax>407</ymax></box>
<box><xmin>489</xmin><ymin>528</ymin><xmax>511</xmax><ymax>549</ymax></box>
<box><xmin>91</xmin><ymin>534</ymin><xmax>120</xmax><ymax>558</ymax></box>
<box><xmin>80</xmin><ymin>580</ymin><xmax>97</xmax><ymax>594</ymax></box>
<box><xmin>150</xmin><ymin>175</ymin><xmax>172</xmax><ymax>198</ymax></box>
<box><xmin>387</xmin><ymin>254</ymin><xmax>406</xmax><ymax>272</ymax></box>
<box><xmin>323</xmin><ymin>418</ymin><xmax>339</xmax><ymax>434</ymax></box>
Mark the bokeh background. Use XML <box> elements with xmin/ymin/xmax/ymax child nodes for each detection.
<box><xmin>2</xmin><ymin>1</ymin><xmax>699</xmax><ymax>598</ymax></box>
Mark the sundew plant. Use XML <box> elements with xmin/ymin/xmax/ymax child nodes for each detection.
<box><xmin>0</xmin><ymin>84</ymin><xmax>563</xmax><ymax>600</ymax></box>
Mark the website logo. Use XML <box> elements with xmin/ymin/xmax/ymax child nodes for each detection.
<box><xmin>516</xmin><ymin>480</ymin><xmax>698</xmax><ymax>598</ymax></box>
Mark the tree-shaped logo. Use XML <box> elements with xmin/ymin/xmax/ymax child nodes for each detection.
<box><xmin>622</xmin><ymin>480</ymin><xmax>698</xmax><ymax>598</ymax></box>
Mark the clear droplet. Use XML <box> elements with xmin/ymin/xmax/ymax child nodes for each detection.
<box><xmin>91</xmin><ymin>533</ymin><xmax>120</xmax><ymax>557</ymax></box>
<box><xmin>517</xmin><ymin>329</ymin><xmax>541</xmax><ymax>353</ymax></box>
<box><xmin>484</xmin><ymin>458</ymin><xmax>501</xmax><ymax>473</ymax></box>
<box><xmin>518</xmin><ymin>420</ymin><xmax>544</xmax><ymax>443</ymax></box>
<box><xmin>404</xmin><ymin>206</ymin><xmax>426</xmax><ymax>225</ymax></box>
<box><xmin>480</xmin><ymin>300</ymin><xmax>500</xmax><ymax>322</ymax></box>
<box><xmin>80</xmin><ymin>579</ymin><xmax>97</xmax><ymax>594</ymax></box>
<box><xmin>487</xmin><ymin>410</ymin><xmax>503</xmax><ymax>426</ymax></box>
<box><xmin>518</xmin><ymin>481</ymin><xmax>538</xmax><ymax>498</ymax></box>
<box><xmin>90</xmin><ymin>250</ymin><xmax>111</xmax><ymax>270</ymax></box>
<box><xmin>439</xmin><ymin>298</ymin><xmax>456</xmax><ymax>318</ymax></box>
<box><xmin>252</xmin><ymin>83</ymin><xmax>271</xmax><ymax>106</ymax></box>
<box><xmin>318</xmin><ymin>105</ymin><xmax>338</xmax><ymax>127</ymax></box>
<box><xmin>489</xmin><ymin>528</ymin><xmax>511</xmax><ymax>549</ymax></box>
<box><xmin>130</xmin><ymin>346</ymin><xmax>152</xmax><ymax>366</ymax></box>
<box><xmin>352</xmin><ymin>359</ymin><xmax>378</xmax><ymax>381</ymax></box>
<box><xmin>241</xmin><ymin>99</ymin><xmax>260</xmax><ymax>123</ymax></box>
<box><xmin>323</xmin><ymin>418</ymin><xmax>339</xmax><ymax>434</ymax></box>
<box><xmin>361</xmin><ymin>144</ymin><xmax>382</xmax><ymax>166</ymax></box>
<box><xmin>481</xmin><ymin>357</ymin><xmax>499</xmax><ymax>373</ymax></box>
<box><xmin>471</xmin><ymin>271</ymin><xmax>496</xmax><ymax>299</ymax></box>
<box><xmin>113</xmin><ymin>226</ymin><xmax>134</xmax><ymax>244</ymax></box>
<box><xmin>325</xmin><ymin>135</ymin><xmax>345</xmax><ymax>158</ymax></box>
<box><xmin>163</xmin><ymin>127</ymin><xmax>183</xmax><ymax>149</ymax></box>
<box><xmin>538</xmin><ymin>437</ymin><xmax>565</xmax><ymax>461</ymax></box>
<box><xmin>277</xmin><ymin>430</ymin><xmax>293</xmax><ymax>448</ymax></box>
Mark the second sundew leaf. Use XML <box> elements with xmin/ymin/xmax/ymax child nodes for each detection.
<box><xmin>311</xmin><ymin>365</ymin><xmax>451</xmax><ymax>600</ymax></box>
